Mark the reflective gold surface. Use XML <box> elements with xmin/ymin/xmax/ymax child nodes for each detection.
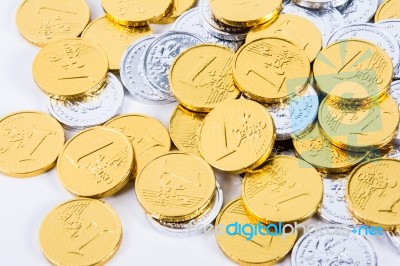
<box><xmin>170</xmin><ymin>44</ymin><xmax>240</xmax><ymax>112</ymax></box>
<box><xmin>169</xmin><ymin>105</ymin><xmax>206</xmax><ymax>156</ymax></box>
<box><xmin>199</xmin><ymin>99</ymin><xmax>276</xmax><ymax>173</ymax></box>
<box><xmin>375</xmin><ymin>0</ymin><xmax>400</xmax><ymax>22</ymax></box>
<box><xmin>293</xmin><ymin>124</ymin><xmax>367</xmax><ymax>174</ymax></box>
<box><xmin>347</xmin><ymin>159</ymin><xmax>400</xmax><ymax>231</ymax></box>
<box><xmin>215</xmin><ymin>198</ymin><xmax>298</xmax><ymax>265</ymax></box>
<box><xmin>0</xmin><ymin>111</ymin><xmax>64</xmax><ymax>177</ymax></box>
<box><xmin>39</xmin><ymin>198</ymin><xmax>122</xmax><ymax>266</ymax></box>
<box><xmin>158</xmin><ymin>0</ymin><xmax>197</xmax><ymax>23</ymax></box>
<box><xmin>82</xmin><ymin>16</ymin><xmax>152</xmax><ymax>71</ymax></box>
<box><xmin>242</xmin><ymin>156</ymin><xmax>323</xmax><ymax>223</ymax></box>
<box><xmin>233</xmin><ymin>38</ymin><xmax>311</xmax><ymax>103</ymax></box>
<box><xmin>209</xmin><ymin>0</ymin><xmax>282</xmax><ymax>27</ymax></box>
<box><xmin>57</xmin><ymin>127</ymin><xmax>134</xmax><ymax>198</ymax></box>
<box><xmin>102</xmin><ymin>0</ymin><xmax>174</xmax><ymax>27</ymax></box>
<box><xmin>135</xmin><ymin>152</ymin><xmax>216</xmax><ymax>222</ymax></box>
<box><xmin>105</xmin><ymin>114</ymin><xmax>171</xmax><ymax>178</ymax></box>
<box><xmin>16</xmin><ymin>0</ymin><xmax>90</xmax><ymax>47</ymax></box>
<box><xmin>32</xmin><ymin>38</ymin><xmax>109</xmax><ymax>98</ymax></box>
<box><xmin>314</xmin><ymin>40</ymin><xmax>393</xmax><ymax>104</ymax></box>
<box><xmin>247</xmin><ymin>14</ymin><xmax>322</xmax><ymax>62</ymax></box>
<box><xmin>318</xmin><ymin>96</ymin><xmax>400</xmax><ymax>152</ymax></box>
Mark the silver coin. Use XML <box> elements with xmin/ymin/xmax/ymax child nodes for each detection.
<box><xmin>283</xmin><ymin>3</ymin><xmax>345</xmax><ymax>45</ymax></box>
<box><xmin>387</xmin><ymin>231</ymin><xmax>400</xmax><ymax>253</ymax></box>
<box><xmin>385</xmin><ymin>144</ymin><xmax>400</xmax><ymax>159</ymax></box>
<box><xmin>292</xmin><ymin>225</ymin><xmax>378</xmax><ymax>266</ymax></box>
<box><xmin>319</xmin><ymin>176</ymin><xmax>362</xmax><ymax>225</ymax></box>
<box><xmin>120</xmin><ymin>35</ymin><xmax>176</xmax><ymax>105</ymax></box>
<box><xmin>198</xmin><ymin>0</ymin><xmax>249</xmax><ymax>41</ymax></box>
<box><xmin>48</xmin><ymin>73</ymin><xmax>124</xmax><ymax>131</ymax></box>
<box><xmin>293</xmin><ymin>0</ymin><xmax>349</xmax><ymax>9</ymax></box>
<box><xmin>143</xmin><ymin>31</ymin><xmax>204</xmax><ymax>95</ymax></box>
<box><xmin>337</xmin><ymin>0</ymin><xmax>379</xmax><ymax>25</ymax></box>
<box><xmin>377</xmin><ymin>19</ymin><xmax>400</xmax><ymax>78</ymax></box>
<box><xmin>327</xmin><ymin>23</ymin><xmax>400</xmax><ymax>78</ymax></box>
<box><xmin>173</xmin><ymin>8</ymin><xmax>243</xmax><ymax>51</ymax></box>
<box><xmin>145</xmin><ymin>182</ymin><xmax>223</xmax><ymax>237</ymax></box>
<box><xmin>265</xmin><ymin>84</ymin><xmax>319</xmax><ymax>140</ymax></box>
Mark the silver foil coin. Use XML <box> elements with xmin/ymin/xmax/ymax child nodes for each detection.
<box><xmin>48</xmin><ymin>73</ymin><xmax>124</xmax><ymax>131</ymax></box>
<box><xmin>387</xmin><ymin>231</ymin><xmax>400</xmax><ymax>254</ymax></box>
<box><xmin>293</xmin><ymin>0</ymin><xmax>350</xmax><ymax>9</ymax></box>
<box><xmin>292</xmin><ymin>225</ymin><xmax>378</xmax><ymax>266</ymax></box>
<box><xmin>337</xmin><ymin>0</ymin><xmax>379</xmax><ymax>25</ymax></box>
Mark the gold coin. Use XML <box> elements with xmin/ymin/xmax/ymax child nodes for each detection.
<box><xmin>32</xmin><ymin>38</ymin><xmax>109</xmax><ymax>99</ymax></box>
<box><xmin>293</xmin><ymin>123</ymin><xmax>367</xmax><ymax>174</ymax></box>
<box><xmin>157</xmin><ymin>0</ymin><xmax>197</xmax><ymax>23</ymax></box>
<box><xmin>104</xmin><ymin>114</ymin><xmax>171</xmax><ymax>177</ymax></box>
<box><xmin>199</xmin><ymin>99</ymin><xmax>276</xmax><ymax>173</ymax></box>
<box><xmin>16</xmin><ymin>0</ymin><xmax>90</xmax><ymax>47</ymax></box>
<box><xmin>375</xmin><ymin>0</ymin><xmax>400</xmax><ymax>22</ymax></box>
<box><xmin>233</xmin><ymin>37</ymin><xmax>311</xmax><ymax>103</ymax></box>
<box><xmin>318</xmin><ymin>96</ymin><xmax>400</xmax><ymax>152</ymax></box>
<box><xmin>215</xmin><ymin>198</ymin><xmax>298</xmax><ymax>265</ymax></box>
<box><xmin>81</xmin><ymin>16</ymin><xmax>152</xmax><ymax>71</ymax></box>
<box><xmin>313</xmin><ymin>40</ymin><xmax>393</xmax><ymax>104</ymax></box>
<box><xmin>170</xmin><ymin>44</ymin><xmax>240</xmax><ymax>112</ymax></box>
<box><xmin>135</xmin><ymin>152</ymin><xmax>216</xmax><ymax>222</ymax></box>
<box><xmin>242</xmin><ymin>156</ymin><xmax>323</xmax><ymax>223</ymax></box>
<box><xmin>39</xmin><ymin>198</ymin><xmax>122</xmax><ymax>266</ymax></box>
<box><xmin>346</xmin><ymin>159</ymin><xmax>400</xmax><ymax>231</ymax></box>
<box><xmin>57</xmin><ymin>127</ymin><xmax>134</xmax><ymax>198</ymax></box>
<box><xmin>169</xmin><ymin>105</ymin><xmax>206</xmax><ymax>157</ymax></box>
<box><xmin>246</xmin><ymin>14</ymin><xmax>322</xmax><ymax>62</ymax></box>
<box><xmin>0</xmin><ymin>111</ymin><xmax>64</xmax><ymax>177</ymax></box>
<box><xmin>102</xmin><ymin>0</ymin><xmax>174</xmax><ymax>27</ymax></box>
<box><xmin>209</xmin><ymin>0</ymin><xmax>282</xmax><ymax>27</ymax></box>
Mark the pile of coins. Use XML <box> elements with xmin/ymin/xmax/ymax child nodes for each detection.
<box><xmin>1</xmin><ymin>0</ymin><xmax>400</xmax><ymax>265</ymax></box>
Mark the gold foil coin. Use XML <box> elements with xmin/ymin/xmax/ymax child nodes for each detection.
<box><xmin>105</xmin><ymin>114</ymin><xmax>171</xmax><ymax>177</ymax></box>
<box><xmin>247</xmin><ymin>14</ymin><xmax>322</xmax><ymax>62</ymax></box>
<box><xmin>169</xmin><ymin>105</ymin><xmax>206</xmax><ymax>157</ymax></box>
<box><xmin>39</xmin><ymin>198</ymin><xmax>122</xmax><ymax>266</ymax></box>
<box><xmin>102</xmin><ymin>0</ymin><xmax>174</xmax><ymax>27</ymax></box>
<box><xmin>215</xmin><ymin>198</ymin><xmax>298</xmax><ymax>265</ymax></box>
<box><xmin>170</xmin><ymin>44</ymin><xmax>240</xmax><ymax>112</ymax></box>
<box><xmin>199</xmin><ymin>99</ymin><xmax>276</xmax><ymax>173</ymax></box>
<box><xmin>0</xmin><ymin>111</ymin><xmax>64</xmax><ymax>177</ymax></box>
<box><xmin>209</xmin><ymin>0</ymin><xmax>282</xmax><ymax>27</ymax></box>
<box><xmin>81</xmin><ymin>16</ymin><xmax>152</xmax><ymax>71</ymax></box>
<box><xmin>158</xmin><ymin>0</ymin><xmax>197</xmax><ymax>23</ymax></box>
<box><xmin>135</xmin><ymin>152</ymin><xmax>216</xmax><ymax>222</ymax></box>
<box><xmin>16</xmin><ymin>0</ymin><xmax>90</xmax><ymax>47</ymax></box>
<box><xmin>242</xmin><ymin>156</ymin><xmax>323</xmax><ymax>223</ymax></box>
<box><xmin>293</xmin><ymin>123</ymin><xmax>367</xmax><ymax>174</ymax></box>
<box><xmin>233</xmin><ymin>37</ymin><xmax>311</xmax><ymax>103</ymax></box>
<box><xmin>318</xmin><ymin>96</ymin><xmax>400</xmax><ymax>152</ymax></box>
<box><xmin>57</xmin><ymin>127</ymin><xmax>134</xmax><ymax>198</ymax></box>
<box><xmin>313</xmin><ymin>40</ymin><xmax>393</xmax><ymax>104</ymax></box>
<box><xmin>347</xmin><ymin>159</ymin><xmax>400</xmax><ymax>231</ymax></box>
<box><xmin>32</xmin><ymin>38</ymin><xmax>109</xmax><ymax>99</ymax></box>
<box><xmin>375</xmin><ymin>0</ymin><xmax>400</xmax><ymax>22</ymax></box>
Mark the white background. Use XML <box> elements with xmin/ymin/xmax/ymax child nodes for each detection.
<box><xmin>0</xmin><ymin>0</ymin><xmax>398</xmax><ymax>265</ymax></box>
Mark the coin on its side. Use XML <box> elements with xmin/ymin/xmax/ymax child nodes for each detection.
<box><xmin>135</xmin><ymin>152</ymin><xmax>216</xmax><ymax>222</ymax></box>
<box><xmin>39</xmin><ymin>198</ymin><xmax>122</xmax><ymax>266</ymax></box>
<box><xmin>199</xmin><ymin>99</ymin><xmax>276</xmax><ymax>173</ymax></box>
<box><xmin>32</xmin><ymin>39</ymin><xmax>109</xmax><ymax>99</ymax></box>
<box><xmin>347</xmin><ymin>159</ymin><xmax>400</xmax><ymax>231</ymax></box>
<box><xmin>242</xmin><ymin>156</ymin><xmax>323</xmax><ymax>223</ymax></box>
<box><xmin>215</xmin><ymin>198</ymin><xmax>298</xmax><ymax>265</ymax></box>
<box><xmin>57</xmin><ymin>127</ymin><xmax>134</xmax><ymax>198</ymax></box>
<box><xmin>0</xmin><ymin>111</ymin><xmax>64</xmax><ymax>177</ymax></box>
<box><xmin>170</xmin><ymin>44</ymin><xmax>240</xmax><ymax>112</ymax></box>
<box><xmin>16</xmin><ymin>0</ymin><xmax>90</xmax><ymax>47</ymax></box>
<box><xmin>105</xmin><ymin>114</ymin><xmax>171</xmax><ymax>177</ymax></box>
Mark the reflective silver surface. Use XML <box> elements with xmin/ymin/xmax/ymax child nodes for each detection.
<box><xmin>377</xmin><ymin>19</ymin><xmax>400</xmax><ymax>78</ymax></box>
<box><xmin>293</xmin><ymin>0</ymin><xmax>350</xmax><ymax>9</ymax></box>
<box><xmin>337</xmin><ymin>0</ymin><xmax>379</xmax><ymax>24</ymax></box>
